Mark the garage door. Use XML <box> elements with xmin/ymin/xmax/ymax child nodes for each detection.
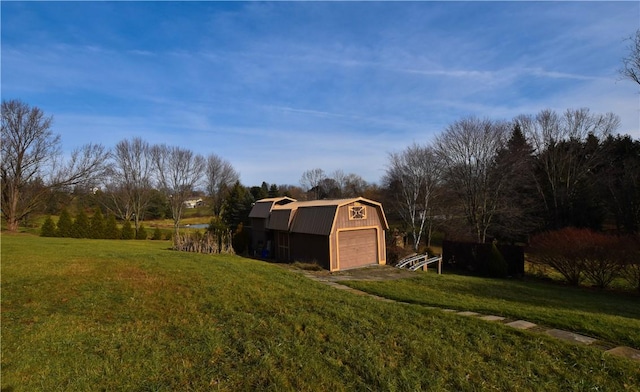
<box><xmin>338</xmin><ymin>229</ymin><xmax>378</xmax><ymax>270</ymax></box>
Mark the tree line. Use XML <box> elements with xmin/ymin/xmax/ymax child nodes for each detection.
<box><xmin>383</xmin><ymin>109</ymin><xmax>639</xmax><ymax>250</ymax></box>
<box><xmin>2</xmin><ymin>101</ymin><xmax>639</xmax><ymax>255</ymax></box>
<box><xmin>40</xmin><ymin>207</ymin><xmax>156</xmax><ymax>240</ymax></box>
<box><xmin>1</xmin><ymin>99</ymin><xmax>243</xmax><ymax>236</ymax></box>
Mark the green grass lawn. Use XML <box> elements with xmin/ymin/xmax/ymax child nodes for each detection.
<box><xmin>342</xmin><ymin>270</ymin><xmax>640</xmax><ymax>349</ymax></box>
<box><xmin>2</xmin><ymin>234</ymin><xmax>639</xmax><ymax>391</ymax></box>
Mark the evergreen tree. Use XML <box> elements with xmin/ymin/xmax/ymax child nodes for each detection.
<box><xmin>121</xmin><ymin>219</ymin><xmax>134</xmax><ymax>240</ymax></box>
<box><xmin>104</xmin><ymin>213</ymin><xmax>120</xmax><ymax>239</ymax></box>
<box><xmin>72</xmin><ymin>209</ymin><xmax>91</xmax><ymax>238</ymax></box>
<box><xmin>90</xmin><ymin>208</ymin><xmax>105</xmax><ymax>239</ymax></box>
<box><xmin>40</xmin><ymin>216</ymin><xmax>57</xmax><ymax>237</ymax></box>
<box><xmin>249</xmin><ymin>182</ymin><xmax>269</xmax><ymax>201</ymax></box>
<box><xmin>56</xmin><ymin>208</ymin><xmax>73</xmax><ymax>237</ymax></box>
<box><xmin>232</xmin><ymin>222</ymin><xmax>249</xmax><ymax>254</ymax></box>
<box><xmin>151</xmin><ymin>226</ymin><xmax>163</xmax><ymax>240</ymax></box>
<box><xmin>268</xmin><ymin>184</ymin><xmax>280</xmax><ymax>198</ymax></box>
<box><xmin>598</xmin><ymin>135</ymin><xmax>640</xmax><ymax>234</ymax></box>
<box><xmin>222</xmin><ymin>181</ymin><xmax>254</xmax><ymax>230</ymax></box>
<box><xmin>491</xmin><ymin>123</ymin><xmax>541</xmax><ymax>241</ymax></box>
<box><xmin>136</xmin><ymin>224</ymin><xmax>148</xmax><ymax>240</ymax></box>
<box><xmin>146</xmin><ymin>189</ymin><xmax>171</xmax><ymax>220</ymax></box>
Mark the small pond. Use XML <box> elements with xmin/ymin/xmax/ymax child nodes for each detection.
<box><xmin>181</xmin><ymin>223</ymin><xmax>209</xmax><ymax>229</ymax></box>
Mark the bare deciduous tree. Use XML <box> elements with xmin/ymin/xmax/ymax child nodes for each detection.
<box><xmin>205</xmin><ymin>154</ymin><xmax>239</xmax><ymax>216</ymax></box>
<box><xmin>331</xmin><ymin>169</ymin><xmax>368</xmax><ymax>198</ymax></box>
<box><xmin>300</xmin><ymin>168</ymin><xmax>326</xmax><ymax>200</ymax></box>
<box><xmin>384</xmin><ymin>143</ymin><xmax>442</xmax><ymax>251</ymax></box>
<box><xmin>435</xmin><ymin>117</ymin><xmax>509</xmax><ymax>243</ymax></box>
<box><xmin>1</xmin><ymin>99</ymin><xmax>110</xmax><ymax>231</ymax></box>
<box><xmin>620</xmin><ymin>29</ymin><xmax>640</xmax><ymax>85</ymax></box>
<box><xmin>278</xmin><ymin>184</ymin><xmax>306</xmax><ymax>200</ymax></box>
<box><xmin>108</xmin><ymin>137</ymin><xmax>154</xmax><ymax>233</ymax></box>
<box><xmin>151</xmin><ymin>144</ymin><xmax>205</xmax><ymax>235</ymax></box>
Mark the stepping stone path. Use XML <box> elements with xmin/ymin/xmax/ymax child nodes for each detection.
<box><xmin>296</xmin><ymin>269</ymin><xmax>640</xmax><ymax>363</ymax></box>
<box><xmin>506</xmin><ymin>320</ymin><xmax>537</xmax><ymax>330</ymax></box>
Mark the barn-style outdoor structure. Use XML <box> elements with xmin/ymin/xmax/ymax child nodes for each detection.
<box><xmin>249</xmin><ymin>197</ymin><xmax>389</xmax><ymax>271</ymax></box>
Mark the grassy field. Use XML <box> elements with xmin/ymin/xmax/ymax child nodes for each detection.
<box><xmin>2</xmin><ymin>234</ymin><xmax>639</xmax><ymax>391</ymax></box>
<box><xmin>342</xmin><ymin>271</ymin><xmax>640</xmax><ymax>349</ymax></box>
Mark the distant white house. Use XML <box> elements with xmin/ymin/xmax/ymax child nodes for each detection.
<box><xmin>183</xmin><ymin>198</ymin><xmax>204</xmax><ymax>208</ymax></box>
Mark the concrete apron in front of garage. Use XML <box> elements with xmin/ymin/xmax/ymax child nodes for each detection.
<box><xmin>295</xmin><ymin>268</ymin><xmax>640</xmax><ymax>364</ymax></box>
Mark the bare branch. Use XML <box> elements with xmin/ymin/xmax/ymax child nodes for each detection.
<box><xmin>1</xmin><ymin>99</ymin><xmax>109</xmax><ymax>231</ymax></box>
<box><xmin>620</xmin><ymin>29</ymin><xmax>640</xmax><ymax>86</ymax></box>
<box><xmin>152</xmin><ymin>144</ymin><xmax>206</xmax><ymax>234</ymax></box>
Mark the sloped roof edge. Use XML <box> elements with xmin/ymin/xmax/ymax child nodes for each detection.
<box><xmin>248</xmin><ymin>196</ymin><xmax>297</xmax><ymax>218</ymax></box>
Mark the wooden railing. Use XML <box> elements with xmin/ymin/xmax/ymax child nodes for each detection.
<box><xmin>396</xmin><ymin>253</ymin><xmax>442</xmax><ymax>273</ymax></box>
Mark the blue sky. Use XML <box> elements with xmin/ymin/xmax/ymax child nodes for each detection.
<box><xmin>2</xmin><ymin>1</ymin><xmax>639</xmax><ymax>187</ymax></box>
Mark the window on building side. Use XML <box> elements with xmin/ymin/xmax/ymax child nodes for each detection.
<box><xmin>349</xmin><ymin>205</ymin><xmax>366</xmax><ymax>220</ymax></box>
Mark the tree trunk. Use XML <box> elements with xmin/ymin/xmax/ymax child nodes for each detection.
<box><xmin>6</xmin><ymin>216</ymin><xmax>19</xmax><ymax>232</ymax></box>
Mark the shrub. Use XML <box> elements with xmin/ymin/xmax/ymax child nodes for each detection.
<box><xmin>151</xmin><ymin>227</ymin><xmax>163</xmax><ymax>240</ymax></box>
<box><xmin>90</xmin><ymin>208</ymin><xmax>105</xmax><ymax>239</ymax></box>
<box><xmin>528</xmin><ymin>227</ymin><xmax>624</xmax><ymax>288</ymax></box>
<box><xmin>618</xmin><ymin>235</ymin><xmax>640</xmax><ymax>291</ymax></box>
<box><xmin>56</xmin><ymin>208</ymin><xmax>73</xmax><ymax>237</ymax></box>
<box><xmin>206</xmin><ymin>217</ymin><xmax>233</xmax><ymax>251</ymax></box>
<box><xmin>72</xmin><ymin>209</ymin><xmax>91</xmax><ymax>238</ymax></box>
<box><xmin>528</xmin><ymin>228</ymin><xmax>585</xmax><ymax>285</ymax></box>
<box><xmin>386</xmin><ymin>244</ymin><xmax>415</xmax><ymax>266</ymax></box>
<box><xmin>581</xmin><ymin>235</ymin><xmax>623</xmax><ymax>289</ymax></box>
<box><xmin>40</xmin><ymin>216</ymin><xmax>57</xmax><ymax>237</ymax></box>
<box><xmin>136</xmin><ymin>224</ymin><xmax>148</xmax><ymax>240</ymax></box>
<box><xmin>231</xmin><ymin>222</ymin><xmax>249</xmax><ymax>255</ymax></box>
<box><xmin>442</xmin><ymin>240</ymin><xmax>524</xmax><ymax>278</ymax></box>
<box><xmin>121</xmin><ymin>220</ymin><xmax>134</xmax><ymax>240</ymax></box>
<box><xmin>104</xmin><ymin>213</ymin><xmax>120</xmax><ymax>239</ymax></box>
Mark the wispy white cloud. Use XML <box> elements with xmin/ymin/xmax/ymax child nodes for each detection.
<box><xmin>2</xmin><ymin>1</ymin><xmax>638</xmax><ymax>186</ymax></box>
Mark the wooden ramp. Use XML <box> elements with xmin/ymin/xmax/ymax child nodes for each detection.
<box><xmin>396</xmin><ymin>253</ymin><xmax>442</xmax><ymax>273</ymax></box>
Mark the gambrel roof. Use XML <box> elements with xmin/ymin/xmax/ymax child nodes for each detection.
<box><xmin>248</xmin><ymin>197</ymin><xmax>296</xmax><ymax>219</ymax></box>
<box><xmin>259</xmin><ymin>197</ymin><xmax>389</xmax><ymax>236</ymax></box>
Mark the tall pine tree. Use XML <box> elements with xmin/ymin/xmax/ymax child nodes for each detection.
<box><xmin>221</xmin><ymin>181</ymin><xmax>254</xmax><ymax>230</ymax></box>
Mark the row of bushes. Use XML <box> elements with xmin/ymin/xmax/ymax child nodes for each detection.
<box><xmin>442</xmin><ymin>240</ymin><xmax>525</xmax><ymax>278</ymax></box>
<box><xmin>40</xmin><ymin>208</ymin><xmax>164</xmax><ymax>240</ymax></box>
<box><xmin>528</xmin><ymin>227</ymin><xmax>640</xmax><ymax>290</ymax></box>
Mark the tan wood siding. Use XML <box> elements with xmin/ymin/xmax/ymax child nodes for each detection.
<box><xmin>337</xmin><ymin>228</ymin><xmax>378</xmax><ymax>270</ymax></box>
<box><xmin>335</xmin><ymin>203</ymin><xmax>381</xmax><ymax>230</ymax></box>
